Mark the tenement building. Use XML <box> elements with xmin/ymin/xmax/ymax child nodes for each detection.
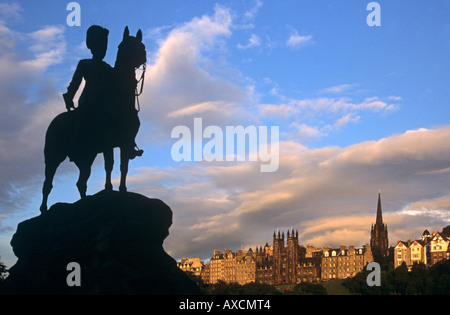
<box><xmin>178</xmin><ymin>193</ymin><xmax>391</xmax><ymax>285</ymax></box>
<box><xmin>177</xmin><ymin>258</ymin><xmax>204</xmax><ymax>277</ymax></box>
<box><xmin>192</xmin><ymin>229</ymin><xmax>373</xmax><ymax>286</ymax></box>
<box><xmin>321</xmin><ymin>244</ymin><xmax>373</xmax><ymax>280</ymax></box>
<box><xmin>394</xmin><ymin>229</ymin><xmax>450</xmax><ymax>270</ymax></box>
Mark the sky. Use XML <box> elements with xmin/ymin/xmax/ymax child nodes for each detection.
<box><xmin>0</xmin><ymin>0</ymin><xmax>450</xmax><ymax>268</ymax></box>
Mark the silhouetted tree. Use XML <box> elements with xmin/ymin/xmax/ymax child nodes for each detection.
<box><xmin>0</xmin><ymin>256</ymin><xmax>8</xmax><ymax>292</ymax></box>
<box><xmin>391</xmin><ymin>262</ymin><xmax>409</xmax><ymax>294</ymax></box>
<box><xmin>0</xmin><ymin>257</ymin><xmax>7</xmax><ymax>281</ymax></box>
<box><xmin>442</xmin><ymin>225</ymin><xmax>450</xmax><ymax>235</ymax></box>
<box><xmin>240</xmin><ymin>282</ymin><xmax>280</xmax><ymax>295</ymax></box>
<box><xmin>209</xmin><ymin>280</ymin><xmax>242</xmax><ymax>295</ymax></box>
<box><xmin>184</xmin><ymin>271</ymin><xmax>208</xmax><ymax>294</ymax></box>
<box><xmin>409</xmin><ymin>262</ymin><xmax>431</xmax><ymax>295</ymax></box>
<box><xmin>343</xmin><ymin>268</ymin><xmax>393</xmax><ymax>295</ymax></box>
<box><xmin>204</xmin><ymin>281</ymin><xmax>281</xmax><ymax>295</ymax></box>
<box><xmin>428</xmin><ymin>260</ymin><xmax>450</xmax><ymax>294</ymax></box>
<box><xmin>289</xmin><ymin>282</ymin><xmax>327</xmax><ymax>295</ymax></box>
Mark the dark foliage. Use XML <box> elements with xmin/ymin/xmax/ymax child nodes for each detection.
<box><xmin>205</xmin><ymin>280</ymin><xmax>281</xmax><ymax>295</ymax></box>
<box><xmin>343</xmin><ymin>260</ymin><xmax>450</xmax><ymax>295</ymax></box>
<box><xmin>288</xmin><ymin>282</ymin><xmax>327</xmax><ymax>295</ymax></box>
<box><xmin>0</xmin><ymin>257</ymin><xmax>8</xmax><ymax>292</ymax></box>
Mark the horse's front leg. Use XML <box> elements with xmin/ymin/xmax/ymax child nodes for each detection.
<box><xmin>119</xmin><ymin>149</ymin><xmax>129</xmax><ymax>192</ymax></box>
<box><xmin>104</xmin><ymin>149</ymin><xmax>114</xmax><ymax>191</ymax></box>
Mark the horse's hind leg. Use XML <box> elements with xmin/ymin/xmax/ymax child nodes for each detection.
<box><xmin>75</xmin><ymin>160</ymin><xmax>92</xmax><ymax>199</ymax></box>
<box><xmin>119</xmin><ymin>149</ymin><xmax>129</xmax><ymax>192</ymax></box>
<box><xmin>40</xmin><ymin>161</ymin><xmax>59</xmax><ymax>213</ymax></box>
<box><xmin>104</xmin><ymin>149</ymin><xmax>114</xmax><ymax>191</ymax></box>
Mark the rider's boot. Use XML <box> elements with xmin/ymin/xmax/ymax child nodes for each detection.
<box><xmin>128</xmin><ymin>144</ymin><xmax>143</xmax><ymax>160</ymax></box>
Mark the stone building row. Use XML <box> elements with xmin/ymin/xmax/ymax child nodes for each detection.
<box><xmin>178</xmin><ymin>230</ymin><xmax>373</xmax><ymax>286</ymax></box>
<box><xmin>394</xmin><ymin>230</ymin><xmax>450</xmax><ymax>270</ymax></box>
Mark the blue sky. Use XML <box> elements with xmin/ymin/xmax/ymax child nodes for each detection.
<box><xmin>0</xmin><ymin>1</ymin><xmax>450</xmax><ymax>267</ymax></box>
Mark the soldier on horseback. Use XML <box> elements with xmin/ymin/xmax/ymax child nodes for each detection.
<box><xmin>63</xmin><ymin>25</ymin><xmax>143</xmax><ymax>159</ymax></box>
<box><xmin>40</xmin><ymin>25</ymin><xmax>147</xmax><ymax>213</ymax></box>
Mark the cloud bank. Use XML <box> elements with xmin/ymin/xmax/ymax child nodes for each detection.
<box><xmin>125</xmin><ymin>127</ymin><xmax>450</xmax><ymax>260</ymax></box>
<box><xmin>0</xmin><ymin>13</ymin><xmax>65</xmax><ymax>215</ymax></box>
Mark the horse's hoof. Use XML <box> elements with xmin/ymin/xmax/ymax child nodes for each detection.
<box><xmin>105</xmin><ymin>183</ymin><xmax>113</xmax><ymax>191</ymax></box>
<box><xmin>39</xmin><ymin>206</ymin><xmax>47</xmax><ymax>214</ymax></box>
<box><xmin>119</xmin><ymin>186</ymin><xmax>127</xmax><ymax>192</ymax></box>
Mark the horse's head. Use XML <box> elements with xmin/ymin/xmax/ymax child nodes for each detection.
<box><xmin>116</xmin><ymin>26</ymin><xmax>147</xmax><ymax>70</ymax></box>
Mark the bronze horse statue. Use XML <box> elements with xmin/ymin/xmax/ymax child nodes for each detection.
<box><xmin>39</xmin><ymin>26</ymin><xmax>146</xmax><ymax>213</ymax></box>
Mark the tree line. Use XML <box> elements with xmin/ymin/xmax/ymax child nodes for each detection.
<box><xmin>343</xmin><ymin>259</ymin><xmax>450</xmax><ymax>295</ymax></box>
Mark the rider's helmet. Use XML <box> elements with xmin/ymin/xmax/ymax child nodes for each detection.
<box><xmin>86</xmin><ymin>25</ymin><xmax>109</xmax><ymax>60</ymax></box>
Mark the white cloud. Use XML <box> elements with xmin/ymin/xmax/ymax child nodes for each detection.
<box><xmin>167</xmin><ymin>101</ymin><xmax>236</xmax><ymax>118</ymax></box>
<box><xmin>259</xmin><ymin>103</ymin><xmax>299</xmax><ymax>118</ymax></box>
<box><xmin>290</xmin><ymin>122</ymin><xmax>324</xmax><ymax>140</ymax></box>
<box><xmin>0</xmin><ymin>2</ymin><xmax>22</xmax><ymax>22</ymax></box>
<box><xmin>399</xmin><ymin>196</ymin><xmax>450</xmax><ymax>223</ymax></box>
<box><xmin>286</xmin><ymin>31</ymin><xmax>313</xmax><ymax>49</ymax></box>
<box><xmin>24</xmin><ymin>25</ymin><xmax>66</xmax><ymax>69</ymax></box>
<box><xmin>237</xmin><ymin>34</ymin><xmax>261</xmax><ymax>49</ymax></box>
<box><xmin>139</xmin><ymin>5</ymin><xmax>256</xmax><ymax>144</ymax></box>
<box><xmin>334</xmin><ymin>113</ymin><xmax>360</xmax><ymax>127</ymax></box>
<box><xmin>331</xmin><ymin>127</ymin><xmax>450</xmax><ymax>166</ymax></box>
<box><xmin>0</xmin><ymin>18</ymin><xmax>66</xmax><ymax>215</ymax></box>
<box><xmin>244</xmin><ymin>0</ymin><xmax>263</xmax><ymax>20</ymax></box>
<box><xmin>322</xmin><ymin>84</ymin><xmax>355</xmax><ymax>94</ymax></box>
<box><xmin>292</xmin><ymin>96</ymin><xmax>398</xmax><ymax>113</ymax></box>
<box><xmin>261</xmin><ymin>95</ymin><xmax>400</xmax><ymax>139</ymax></box>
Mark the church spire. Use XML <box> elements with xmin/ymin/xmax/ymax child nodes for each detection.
<box><xmin>371</xmin><ymin>190</ymin><xmax>389</xmax><ymax>256</ymax></box>
<box><xmin>376</xmin><ymin>190</ymin><xmax>383</xmax><ymax>225</ymax></box>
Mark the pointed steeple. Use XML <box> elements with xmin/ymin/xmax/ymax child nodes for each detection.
<box><xmin>370</xmin><ymin>190</ymin><xmax>389</xmax><ymax>256</ymax></box>
<box><xmin>376</xmin><ymin>190</ymin><xmax>383</xmax><ymax>225</ymax></box>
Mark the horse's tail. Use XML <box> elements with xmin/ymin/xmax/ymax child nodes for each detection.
<box><xmin>44</xmin><ymin>111</ymin><xmax>74</xmax><ymax>165</ymax></box>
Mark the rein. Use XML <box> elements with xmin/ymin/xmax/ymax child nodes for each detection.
<box><xmin>135</xmin><ymin>63</ymin><xmax>146</xmax><ymax>112</ymax></box>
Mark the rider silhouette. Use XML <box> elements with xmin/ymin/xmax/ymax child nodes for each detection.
<box><xmin>63</xmin><ymin>25</ymin><xmax>143</xmax><ymax>159</ymax></box>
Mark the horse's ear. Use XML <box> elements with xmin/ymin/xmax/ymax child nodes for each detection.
<box><xmin>136</xmin><ymin>29</ymin><xmax>142</xmax><ymax>42</ymax></box>
<box><xmin>123</xmin><ymin>26</ymin><xmax>130</xmax><ymax>40</ymax></box>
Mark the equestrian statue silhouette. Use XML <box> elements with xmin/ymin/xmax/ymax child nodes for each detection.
<box><xmin>39</xmin><ymin>25</ymin><xmax>146</xmax><ymax>213</ymax></box>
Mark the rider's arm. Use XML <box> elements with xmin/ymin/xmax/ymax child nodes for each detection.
<box><xmin>63</xmin><ymin>60</ymin><xmax>86</xmax><ymax>110</ymax></box>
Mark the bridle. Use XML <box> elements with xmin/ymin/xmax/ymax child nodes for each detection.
<box><xmin>135</xmin><ymin>63</ymin><xmax>146</xmax><ymax>112</ymax></box>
